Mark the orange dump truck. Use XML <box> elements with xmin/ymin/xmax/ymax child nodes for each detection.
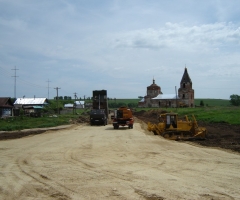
<box><xmin>112</xmin><ymin>106</ymin><xmax>134</xmax><ymax>129</ymax></box>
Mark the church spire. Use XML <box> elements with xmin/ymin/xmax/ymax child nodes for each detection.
<box><xmin>181</xmin><ymin>67</ymin><xmax>192</xmax><ymax>84</ymax></box>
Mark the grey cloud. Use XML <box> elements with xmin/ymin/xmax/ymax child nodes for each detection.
<box><xmin>112</xmin><ymin>22</ymin><xmax>240</xmax><ymax>51</ymax></box>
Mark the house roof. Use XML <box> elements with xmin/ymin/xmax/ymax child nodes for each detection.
<box><xmin>0</xmin><ymin>97</ymin><xmax>14</xmax><ymax>107</ymax></box>
<box><xmin>14</xmin><ymin>98</ymin><xmax>48</xmax><ymax>105</ymax></box>
<box><xmin>64</xmin><ymin>104</ymin><xmax>74</xmax><ymax>108</ymax></box>
<box><xmin>152</xmin><ymin>94</ymin><xmax>180</xmax><ymax>100</ymax></box>
<box><xmin>75</xmin><ymin>101</ymin><xmax>85</xmax><ymax>104</ymax></box>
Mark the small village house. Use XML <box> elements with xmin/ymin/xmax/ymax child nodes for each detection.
<box><xmin>14</xmin><ymin>98</ymin><xmax>48</xmax><ymax>116</ymax></box>
<box><xmin>0</xmin><ymin>97</ymin><xmax>14</xmax><ymax>117</ymax></box>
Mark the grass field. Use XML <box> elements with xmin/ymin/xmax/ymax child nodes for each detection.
<box><xmin>113</xmin><ymin>98</ymin><xmax>231</xmax><ymax>106</ymax></box>
<box><xmin>140</xmin><ymin>107</ymin><xmax>240</xmax><ymax>125</ymax></box>
<box><xmin>0</xmin><ymin>99</ymin><xmax>238</xmax><ymax>131</ymax></box>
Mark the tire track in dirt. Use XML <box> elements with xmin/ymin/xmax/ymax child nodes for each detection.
<box><xmin>16</xmin><ymin>154</ymin><xmax>74</xmax><ymax>199</ymax></box>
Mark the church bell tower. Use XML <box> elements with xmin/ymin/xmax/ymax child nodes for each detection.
<box><xmin>178</xmin><ymin>68</ymin><xmax>194</xmax><ymax>107</ymax></box>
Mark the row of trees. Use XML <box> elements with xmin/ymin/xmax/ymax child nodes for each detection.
<box><xmin>42</xmin><ymin>100</ymin><xmax>138</xmax><ymax>114</ymax></box>
<box><xmin>108</xmin><ymin>102</ymin><xmax>138</xmax><ymax>108</ymax></box>
<box><xmin>53</xmin><ymin>96</ymin><xmax>123</xmax><ymax>101</ymax></box>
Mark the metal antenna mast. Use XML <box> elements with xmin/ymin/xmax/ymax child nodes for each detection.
<box><xmin>11</xmin><ymin>66</ymin><xmax>19</xmax><ymax>99</ymax></box>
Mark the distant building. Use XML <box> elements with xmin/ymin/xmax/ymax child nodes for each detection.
<box><xmin>0</xmin><ymin>97</ymin><xmax>14</xmax><ymax>117</ymax></box>
<box><xmin>64</xmin><ymin>103</ymin><xmax>74</xmax><ymax>108</ymax></box>
<box><xmin>14</xmin><ymin>98</ymin><xmax>48</xmax><ymax>116</ymax></box>
<box><xmin>178</xmin><ymin>68</ymin><xmax>194</xmax><ymax>107</ymax></box>
<box><xmin>138</xmin><ymin>78</ymin><xmax>162</xmax><ymax>107</ymax></box>
<box><xmin>151</xmin><ymin>94</ymin><xmax>180</xmax><ymax>108</ymax></box>
<box><xmin>138</xmin><ymin>68</ymin><xmax>194</xmax><ymax>107</ymax></box>
<box><xmin>64</xmin><ymin>101</ymin><xmax>85</xmax><ymax>109</ymax></box>
<box><xmin>14</xmin><ymin>98</ymin><xmax>49</xmax><ymax>109</ymax></box>
<box><xmin>75</xmin><ymin>101</ymin><xmax>85</xmax><ymax>109</ymax></box>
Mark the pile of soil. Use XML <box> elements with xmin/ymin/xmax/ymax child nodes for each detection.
<box><xmin>69</xmin><ymin>115</ymin><xmax>89</xmax><ymax>124</ymax></box>
<box><xmin>133</xmin><ymin>110</ymin><xmax>240</xmax><ymax>153</ymax></box>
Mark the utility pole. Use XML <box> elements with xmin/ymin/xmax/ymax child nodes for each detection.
<box><xmin>73</xmin><ymin>92</ymin><xmax>77</xmax><ymax>114</ymax></box>
<box><xmin>46</xmin><ymin>79</ymin><xmax>51</xmax><ymax>99</ymax></box>
<box><xmin>12</xmin><ymin>66</ymin><xmax>19</xmax><ymax>99</ymax></box>
<box><xmin>175</xmin><ymin>86</ymin><xmax>178</xmax><ymax>111</ymax></box>
<box><xmin>54</xmin><ymin>87</ymin><xmax>61</xmax><ymax>114</ymax></box>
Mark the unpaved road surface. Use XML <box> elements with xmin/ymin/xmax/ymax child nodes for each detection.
<box><xmin>1</xmin><ymin>121</ymin><xmax>240</xmax><ymax>200</ymax></box>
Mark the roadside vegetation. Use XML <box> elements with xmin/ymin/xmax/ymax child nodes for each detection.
<box><xmin>1</xmin><ymin>98</ymin><xmax>239</xmax><ymax>131</ymax></box>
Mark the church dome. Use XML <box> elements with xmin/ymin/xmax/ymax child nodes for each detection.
<box><xmin>147</xmin><ymin>79</ymin><xmax>160</xmax><ymax>90</ymax></box>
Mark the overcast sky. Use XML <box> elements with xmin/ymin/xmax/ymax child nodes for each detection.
<box><xmin>1</xmin><ymin>0</ymin><xmax>240</xmax><ymax>100</ymax></box>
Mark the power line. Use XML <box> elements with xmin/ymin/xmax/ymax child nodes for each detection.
<box><xmin>0</xmin><ymin>66</ymin><xmax>48</xmax><ymax>89</ymax></box>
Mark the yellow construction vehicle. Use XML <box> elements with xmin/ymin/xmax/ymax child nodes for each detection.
<box><xmin>147</xmin><ymin>113</ymin><xmax>207</xmax><ymax>140</ymax></box>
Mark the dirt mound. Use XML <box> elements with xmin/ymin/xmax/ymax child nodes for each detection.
<box><xmin>70</xmin><ymin>115</ymin><xmax>89</xmax><ymax>124</ymax></box>
<box><xmin>134</xmin><ymin>109</ymin><xmax>167</xmax><ymax>124</ymax></box>
<box><xmin>134</xmin><ymin>110</ymin><xmax>240</xmax><ymax>153</ymax></box>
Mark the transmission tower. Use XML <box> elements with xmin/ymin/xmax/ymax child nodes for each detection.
<box><xmin>47</xmin><ymin>79</ymin><xmax>51</xmax><ymax>99</ymax></box>
<box><xmin>11</xmin><ymin>66</ymin><xmax>19</xmax><ymax>99</ymax></box>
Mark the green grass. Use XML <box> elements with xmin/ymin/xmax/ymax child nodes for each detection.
<box><xmin>109</xmin><ymin>98</ymin><xmax>231</xmax><ymax>107</ymax></box>
<box><xmin>0</xmin><ymin>113</ymin><xmax>82</xmax><ymax>131</ymax></box>
<box><xmin>194</xmin><ymin>99</ymin><xmax>230</xmax><ymax>106</ymax></box>
<box><xmin>135</xmin><ymin>106</ymin><xmax>240</xmax><ymax>125</ymax></box>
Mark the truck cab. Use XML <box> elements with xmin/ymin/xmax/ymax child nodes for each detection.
<box><xmin>90</xmin><ymin>109</ymin><xmax>107</xmax><ymax>126</ymax></box>
<box><xmin>112</xmin><ymin>107</ymin><xmax>134</xmax><ymax>129</ymax></box>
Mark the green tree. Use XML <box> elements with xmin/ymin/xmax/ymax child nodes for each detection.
<box><xmin>200</xmin><ymin>100</ymin><xmax>204</xmax><ymax>106</ymax></box>
<box><xmin>230</xmin><ymin>94</ymin><xmax>240</xmax><ymax>106</ymax></box>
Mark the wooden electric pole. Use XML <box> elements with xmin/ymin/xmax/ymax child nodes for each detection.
<box><xmin>175</xmin><ymin>86</ymin><xmax>178</xmax><ymax>111</ymax></box>
<box><xmin>54</xmin><ymin>87</ymin><xmax>61</xmax><ymax>114</ymax></box>
<box><xmin>73</xmin><ymin>92</ymin><xmax>77</xmax><ymax>114</ymax></box>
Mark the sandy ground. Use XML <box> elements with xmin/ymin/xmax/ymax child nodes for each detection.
<box><xmin>1</xmin><ymin>121</ymin><xmax>240</xmax><ymax>200</ymax></box>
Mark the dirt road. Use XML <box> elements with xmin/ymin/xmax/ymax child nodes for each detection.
<box><xmin>1</xmin><ymin>122</ymin><xmax>240</xmax><ymax>200</ymax></box>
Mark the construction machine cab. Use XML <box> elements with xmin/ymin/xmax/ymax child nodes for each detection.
<box><xmin>166</xmin><ymin>113</ymin><xmax>177</xmax><ymax>128</ymax></box>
